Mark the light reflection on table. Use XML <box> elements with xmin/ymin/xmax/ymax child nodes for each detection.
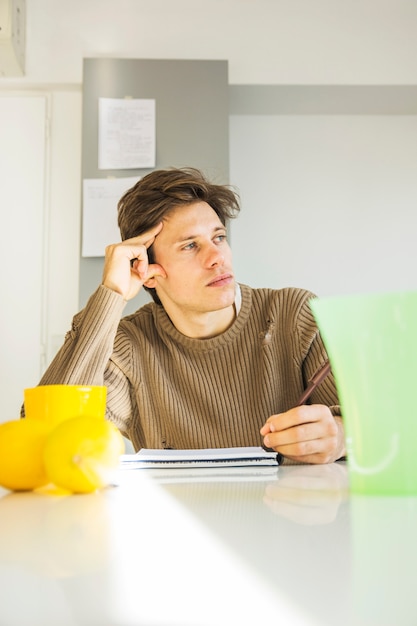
<box><xmin>0</xmin><ymin>461</ymin><xmax>416</xmax><ymax>625</ymax></box>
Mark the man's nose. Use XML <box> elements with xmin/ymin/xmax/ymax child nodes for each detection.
<box><xmin>204</xmin><ymin>243</ymin><xmax>224</xmax><ymax>267</ymax></box>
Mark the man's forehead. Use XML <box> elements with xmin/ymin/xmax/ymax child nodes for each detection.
<box><xmin>161</xmin><ymin>202</ymin><xmax>224</xmax><ymax>233</ymax></box>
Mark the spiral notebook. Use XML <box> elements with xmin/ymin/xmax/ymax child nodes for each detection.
<box><xmin>120</xmin><ymin>446</ymin><xmax>280</xmax><ymax>470</ymax></box>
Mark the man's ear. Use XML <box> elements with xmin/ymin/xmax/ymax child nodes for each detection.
<box><xmin>144</xmin><ymin>276</ymin><xmax>157</xmax><ymax>288</ymax></box>
<box><xmin>144</xmin><ymin>264</ymin><xmax>167</xmax><ymax>288</ymax></box>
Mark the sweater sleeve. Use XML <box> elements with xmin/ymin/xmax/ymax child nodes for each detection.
<box><xmin>295</xmin><ymin>291</ymin><xmax>342</xmax><ymax>415</ymax></box>
<box><xmin>38</xmin><ymin>285</ymin><xmax>126</xmax><ymax>386</ymax></box>
<box><xmin>26</xmin><ymin>285</ymin><xmax>134</xmax><ymax>435</ymax></box>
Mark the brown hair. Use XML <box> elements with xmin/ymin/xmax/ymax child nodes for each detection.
<box><xmin>117</xmin><ymin>167</ymin><xmax>240</xmax><ymax>303</ymax></box>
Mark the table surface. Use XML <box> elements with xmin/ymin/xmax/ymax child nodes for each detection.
<box><xmin>0</xmin><ymin>460</ymin><xmax>416</xmax><ymax>626</ymax></box>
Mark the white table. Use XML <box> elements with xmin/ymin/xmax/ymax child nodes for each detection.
<box><xmin>0</xmin><ymin>461</ymin><xmax>416</xmax><ymax>625</ymax></box>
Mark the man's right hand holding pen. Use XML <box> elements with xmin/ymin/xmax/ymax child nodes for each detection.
<box><xmin>260</xmin><ymin>361</ymin><xmax>346</xmax><ymax>464</ymax></box>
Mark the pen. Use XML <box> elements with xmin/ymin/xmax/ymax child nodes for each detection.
<box><xmin>296</xmin><ymin>359</ymin><xmax>331</xmax><ymax>406</ymax></box>
<box><xmin>261</xmin><ymin>359</ymin><xmax>332</xmax><ymax>454</ymax></box>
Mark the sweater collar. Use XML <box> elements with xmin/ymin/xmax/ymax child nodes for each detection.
<box><xmin>154</xmin><ymin>283</ymin><xmax>251</xmax><ymax>351</ymax></box>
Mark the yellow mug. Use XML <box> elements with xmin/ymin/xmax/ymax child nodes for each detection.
<box><xmin>24</xmin><ymin>385</ymin><xmax>107</xmax><ymax>429</ymax></box>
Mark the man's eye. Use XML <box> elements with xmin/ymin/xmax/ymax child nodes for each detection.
<box><xmin>183</xmin><ymin>242</ymin><xmax>196</xmax><ymax>251</ymax></box>
<box><xmin>215</xmin><ymin>234</ymin><xmax>227</xmax><ymax>243</ymax></box>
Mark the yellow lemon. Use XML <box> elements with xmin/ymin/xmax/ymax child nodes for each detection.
<box><xmin>43</xmin><ymin>416</ymin><xmax>125</xmax><ymax>494</ymax></box>
<box><xmin>0</xmin><ymin>419</ymin><xmax>50</xmax><ymax>491</ymax></box>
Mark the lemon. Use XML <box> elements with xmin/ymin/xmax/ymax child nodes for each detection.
<box><xmin>43</xmin><ymin>416</ymin><xmax>125</xmax><ymax>494</ymax></box>
<box><xmin>0</xmin><ymin>419</ymin><xmax>50</xmax><ymax>491</ymax></box>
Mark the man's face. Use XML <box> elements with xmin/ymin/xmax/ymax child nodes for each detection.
<box><xmin>149</xmin><ymin>201</ymin><xmax>236</xmax><ymax>317</ymax></box>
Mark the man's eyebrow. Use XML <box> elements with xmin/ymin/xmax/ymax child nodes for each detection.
<box><xmin>174</xmin><ymin>225</ymin><xmax>226</xmax><ymax>244</ymax></box>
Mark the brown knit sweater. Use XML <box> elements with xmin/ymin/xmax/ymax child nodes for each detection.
<box><xmin>39</xmin><ymin>283</ymin><xmax>340</xmax><ymax>451</ymax></box>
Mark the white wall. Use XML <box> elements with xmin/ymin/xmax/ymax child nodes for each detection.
<box><xmin>18</xmin><ymin>0</ymin><xmax>417</xmax><ymax>85</ymax></box>
<box><xmin>230</xmin><ymin>114</ymin><xmax>417</xmax><ymax>297</ymax></box>
<box><xmin>1</xmin><ymin>0</ymin><xmax>416</xmax><ymax>415</ymax></box>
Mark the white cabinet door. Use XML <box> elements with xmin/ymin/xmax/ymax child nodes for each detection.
<box><xmin>0</xmin><ymin>95</ymin><xmax>48</xmax><ymax>422</ymax></box>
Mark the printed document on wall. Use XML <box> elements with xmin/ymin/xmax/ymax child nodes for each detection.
<box><xmin>98</xmin><ymin>98</ymin><xmax>156</xmax><ymax>170</ymax></box>
<box><xmin>82</xmin><ymin>177</ymin><xmax>139</xmax><ymax>257</ymax></box>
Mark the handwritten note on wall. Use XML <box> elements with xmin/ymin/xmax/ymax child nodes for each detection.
<box><xmin>98</xmin><ymin>98</ymin><xmax>156</xmax><ymax>170</ymax></box>
<box><xmin>82</xmin><ymin>176</ymin><xmax>139</xmax><ymax>257</ymax></box>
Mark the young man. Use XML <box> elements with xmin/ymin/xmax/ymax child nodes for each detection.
<box><xmin>39</xmin><ymin>168</ymin><xmax>345</xmax><ymax>464</ymax></box>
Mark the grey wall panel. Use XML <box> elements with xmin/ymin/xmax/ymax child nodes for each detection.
<box><xmin>80</xmin><ymin>58</ymin><xmax>229</xmax><ymax>312</ymax></box>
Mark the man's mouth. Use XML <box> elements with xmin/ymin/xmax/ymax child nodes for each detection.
<box><xmin>207</xmin><ymin>273</ymin><xmax>234</xmax><ymax>287</ymax></box>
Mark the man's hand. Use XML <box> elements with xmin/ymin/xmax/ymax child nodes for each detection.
<box><xmin>102</xmin><ymin>223</ymin><xmax>166</xmax><ymax>301</ymax></box>
<box><xmin>260</xmin><ymin>405</ymin><xmax>346</xmax><ymax>464</ymax></box>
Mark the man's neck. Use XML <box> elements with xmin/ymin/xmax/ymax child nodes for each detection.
<box><xmin>164</xmin><ymin>304</ymin><xmax>236</xmax><ymax>339</ymax></box>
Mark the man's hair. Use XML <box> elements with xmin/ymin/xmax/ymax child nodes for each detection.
<box><xmin>117</xmin><ymin>167</ymin><xmax>240</xmax><ymax>304</ymax></box>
